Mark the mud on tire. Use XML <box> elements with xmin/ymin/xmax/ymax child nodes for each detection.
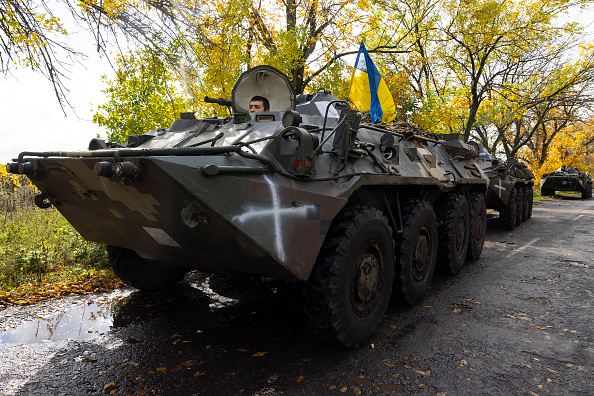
<box><xmin>466</xmin><ymin>193</ymin><xmax>487</xmax><ymax>260</ymax></box>
<box><xmin>523</xmin><ymin>186</ymin><xmax>533</xmax><ymax>220</ymax></box>
<box><xmin>391</xmin><ymin>199</ymin><xmax>438</xmax><ymax>305</ymax></box>
<box><xmin>499</xmin><ymin>187</ymin><xmax>517</xmax><ymax>230</ymax></box>
<box><xmin>434</xmin><ymin>194</ymin><xmax>470</xmax><ymax>275</ymax></box>
<box><xmin>515</xmin><ymin>187</ymin><xmax>524</xmax><ymax>226</ymax></box>
<box><xmin>108</xmin><ymin>246</ymin><xmax>188</xmax><ymax>292</ymax></box>
<box><xmin>302</xmin><ymin>206</ymin><xmax>395</xmax><ymax>348</ymax></box>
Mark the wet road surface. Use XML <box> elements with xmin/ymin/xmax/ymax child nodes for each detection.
<box><xmin>1</xmin><ymin>196</ymin><xmax>593</xmax><ymax>395</ymax></box>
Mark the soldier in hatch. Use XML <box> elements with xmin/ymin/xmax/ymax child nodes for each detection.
<box><xmin>249</xmin><ymin>96</ymin><xmax>270</xmax><ymax>113</ymax></box>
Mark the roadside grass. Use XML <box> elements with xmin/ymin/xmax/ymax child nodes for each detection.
<box><xmin>0</xmin><ymin>169</ymin><xmax>122</xmax><ymax>306</ymax></box>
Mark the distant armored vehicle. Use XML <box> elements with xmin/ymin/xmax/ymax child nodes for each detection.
<box><xmin>540</xmin><ymin>166</ymin><xmax>592</xmax><ymax>199</ymax></box>
<box><xmin>476</xmin><ymin>146</ymin><xmax>535</xmax><ymax>230</ymax></box>
<box><xmin>7</xmin><ymin>65</ymin><xmax>489</xmax><ymax>347</ymax></box>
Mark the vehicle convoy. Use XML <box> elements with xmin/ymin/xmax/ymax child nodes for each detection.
<box><xmin>540</xmin><ymin>166</ymin><xmax>592</xmax><ymax>199</ymax></box>
<box><xmin>475</xmin><ymin>147</ymin><xmax>535</xmax><ymax>230</ymax></box>
<box><xmin>7</xmin><ymin>66</ymin><xmax>490</xmax><ymax>348</ymax></box>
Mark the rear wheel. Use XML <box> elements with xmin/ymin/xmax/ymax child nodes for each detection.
<box><xmin>303</xmin><ymin>206</ymin><xmax>395</xmax><ymax>348</ymax></box>
<box><xmin>515</xmin><ymin>187</ymin><xmax>524</xmax><ymax>226</ymax></box>
<box><xmin>499</xmin><ymin>187</ymin><xmax>517</xmax><ymax>230</ymax></box>
<box><xmin>525</xmin><ymin>187</ymin><xmax>534</xmax><ymax>219</ymax></box>
<box><xmin>582</xmin><ymin>183</ymin><xmax>591</xmax><ymax>199</ymax></box>
<box><xmin>435</xmin><ymin>194</ymin><xmax>470</xmax><ymax>275</ymax></box>
<box><xmin>392</xmin><ymin>200</ymin><xmax>438</xmax><ymax>305</ymax></box>
<box><xmin>541</xmin><ymin>188</ymin><xmax>554</xmax><ymax>196</ymax></box>
<box><xmin>467</xmin><ymin>193</ymin><xmax>487</xmax><ymax>260</ymax></box>
<box><xmin>108</xmin><ymin>246</ymin><xmax>187</xmax><ymax>292</ymax></box>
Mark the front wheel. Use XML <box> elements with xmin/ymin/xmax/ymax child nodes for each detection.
<box><xmin>303</xmin><ymin>206</ymin><xmax>395</xmax><ymax>348</ymax></box>
<box><xmin>108</xmin><ymin>246</ymin><xmax>188</xmax><ymax>292</ymax></box>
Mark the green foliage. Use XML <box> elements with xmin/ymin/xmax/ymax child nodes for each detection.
<box><xmin>0</xmin><ymin>179</ymin><xmax>110</xmax><ymax>292</ymax></box>
<box><xmin>93</xmin><ymin>48</ymin><xmax>192</xmax><ymax>143</ymax></box>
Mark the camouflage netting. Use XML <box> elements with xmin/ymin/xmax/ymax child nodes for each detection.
<box><xmin>359</xmin><ymin>111</ymin><xmax>438</xmax><ymax>140</ymax></box>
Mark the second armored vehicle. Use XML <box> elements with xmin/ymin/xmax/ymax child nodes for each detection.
<box><xmin>540</xmin><ymin>166</ymin><xmax>592</xmax><ymax>199</ymax></box>
<box><xmin>476</xmin><ymin>146</ymin><xmax>535</xmax><ymax>230</ymax></box>
<box><xmin>7</xmin><ymin>66</ymin><xmax>489</xmax><ymax>347</ymax></box>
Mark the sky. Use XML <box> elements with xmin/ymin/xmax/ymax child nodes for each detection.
<box><xmin>1</xmin><ymin>5</ymin><xmax>593</xmax><ymax>163</ymax></box>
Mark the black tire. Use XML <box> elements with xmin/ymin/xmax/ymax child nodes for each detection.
<box><xmin>303</xmin><ymin>206</ymin><xmax>395</xmax><ymax>348</ymax></box>
<box><xmin>515</xmin><ymin>187</ymin><xmax>524</xmax><ymax>226</ymax></box>
<box><xmin>434</xmin><ymin>194</ymin><xmax>470</xmax><ymax>275</ymax></box>
<box><xmin>541</xmin><ymin>188</ymin><xmax>554</xmax><ymax>196</ymax></box>
<box><xmin>108</xmin><ymin>246</ymin><xmax>187</xmax><ymax>292</ymax></box>
<box><xmin>466</xmin><ymin>193</ymin><xmax>487</xmax><ymax>260</ymax></box>
<box><xmin>499</xmin><ymin>187</ymin><xmax>517</xmax><ymax>230</ymax></box>
<box><xmin>582</xmin><ymin>183</ymin><xmax>591</xmax><ymax>199</ymax></box>
<box><xmin>525</xmin><ymin>187</ymin><xmax>534</xmax><ymax>219</ymax></box>
<box><xmin>392</xmin><ymin>200</ymin><xmax>438</xmax><ymax>305</ymax></box>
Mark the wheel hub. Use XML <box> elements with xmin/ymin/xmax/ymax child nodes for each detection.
<box><xmin>413</xmin><ymin>227</ymin><xmax>431</xmax><ymax>282</ymax></box>
<box><xmin>351</xmin><ymin>243</ymin><xmax>383</xmax><ymax>317</ymax></box>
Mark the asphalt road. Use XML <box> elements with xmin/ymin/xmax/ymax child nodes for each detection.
<box><xmin>1</xmin><ymin>196</ymin><xmax>593</xmax><ymax>396</ymax></box>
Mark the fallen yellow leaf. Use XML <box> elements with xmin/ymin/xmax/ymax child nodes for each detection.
<box><xmin>339</xmin><ymin>387</ymin><xmax>348</xmax><ymax>393</ymax></box>
<box><xmin>253</xmin><ymin>352</ymin><xmax>268</xmax><ymax>357</ymax></box>
<box><xmin>156</xmin><ymin>367</ymin><xmax>167</xmax><ymax>373</ymax></box>
<box><xmin>137</xmin><ymin>390</ymin><xmax>147</xmax><ymax>395</ymax></box>
<box><xmin>194</xmin><ymin>371</ymin><xmax>205</xmax><ymax>376</ymax></box>
<box><xmin>104</xmin><ymin>382</ymin><xmax>116</xmax><ymax>389</ymax></box>
<box><xmin>297</xmin><ymin>376</ymin><xmax>304</xmax><ymax>382</ymax></box>
<box><xmin>546</xmin><ymin>378</ymin><xmax>552</xmax><ymax>383</ymax></box>
<box><xmin>354</xmin><ymin>386</ymin><xmax>362</xmax><ymax>395</ymax></box>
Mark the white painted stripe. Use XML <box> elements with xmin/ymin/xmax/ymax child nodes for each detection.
<box><xmin>142</xmin><ymin>227</ymin><xmax>181</xmax><ymax>248</ymax></box>
<box><xmin>263</xmin><ymin>175</ymin><xmax>286</xmax><ymax>261</ymax></box>
<box><xmin>505</xmin><ymin>237</ymin><xmax>540</xmax><ymax>258</ymax></box>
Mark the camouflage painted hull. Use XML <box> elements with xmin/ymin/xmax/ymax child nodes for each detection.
<box><xmin>27</xmin><ymin>155</ymin><xmax>352</xmax><ymax>281</ymax></box>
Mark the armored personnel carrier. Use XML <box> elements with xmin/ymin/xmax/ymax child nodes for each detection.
<box><xmin>540</xmin><ymin>166</ymin><xmax>592</xmax><ymax>199</ymax></box>
<box><xmin>476</xmin><ymin>147</ymin><xmax>535</xmax><ymax>230</ymax></box>
<box><xmin>7</xmin><ymin>66</ymin><xmax>489</xmax><ymax>347</ymax></box>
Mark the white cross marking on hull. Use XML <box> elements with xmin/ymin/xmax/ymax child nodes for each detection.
<box><xmin>494</xmin><ymin>180</ymin><xmax>506</xmax><ymax>197</ymax></box>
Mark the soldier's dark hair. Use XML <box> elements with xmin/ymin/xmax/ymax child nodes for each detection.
<box><xmin>250</xmin><ymin>95</ymin><xmax>270</xmax><ymax>111</ymax></box>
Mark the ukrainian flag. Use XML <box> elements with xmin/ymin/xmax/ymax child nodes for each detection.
<box><xmin>348</xmin><ymin>42</ymin><xmax>396</xmax><ymax>124</ymax></box>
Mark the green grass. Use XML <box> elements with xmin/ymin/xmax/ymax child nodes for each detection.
<box><xmin>0</xmin><ymin>174</ymin><xmax>119</xmax><ymax>304</ymax></box>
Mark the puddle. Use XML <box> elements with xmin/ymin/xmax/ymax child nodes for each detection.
<box><xmin>0</xmin><ymin>291</ymin><xmax>131</xmax><ymax>346</ymax></box>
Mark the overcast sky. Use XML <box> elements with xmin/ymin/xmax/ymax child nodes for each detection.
<box><xmin>1</xmin><ymin>6</ymin><xmax>593</xmax><ymax>163</ymax></box>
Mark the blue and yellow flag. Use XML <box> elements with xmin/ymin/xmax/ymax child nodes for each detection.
<box><xmin>348</xmin><ymin>42</ymin><xmax>396</xmax><ymax>124</ymax></box>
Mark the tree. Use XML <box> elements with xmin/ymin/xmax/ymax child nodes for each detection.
<box><xmin>1</xmin><ymin>0</ymin><xmax>78</xmax><ymax>109</ymax></box>
<box><xmin>93</xmin><ymin>49</ymin><xmax>191</xmax><ymax>143</ymax></box>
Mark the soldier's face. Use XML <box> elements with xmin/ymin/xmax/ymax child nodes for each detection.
<box><xmin>249</xmin><ymin>100</ymin><xmax>266</xmax><ymax>113</ymax></box>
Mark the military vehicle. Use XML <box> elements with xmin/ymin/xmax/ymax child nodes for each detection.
<box><xmin>475</xmin><ymin>146</ymin><xmax>535</xmax><ymax>230</ymax></box>
<box><xmin>7</xmin><ymin>65</ymin><xmax>489</xmax><ymax>348</ymax></box>
<box><xmin>540</xmin><ymin>166</ymin><xmax>592</xmax><ymax>199</ymax></box>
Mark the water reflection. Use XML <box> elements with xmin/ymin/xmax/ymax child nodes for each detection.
<box><xmin>0</xmin><ymin>292</ymin><xmax>131</xmax><ymax>346</ymax></box>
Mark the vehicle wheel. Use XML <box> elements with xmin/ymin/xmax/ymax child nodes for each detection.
<box><xmin>108</xmin><ymin>246</ymin><xmax>187</xmax><ymax>292</ymax></box>
<box><xmin>499</xmin><ymin>187</ymin><xmax>517</xmax><ymax>230</ymax></box>
<box><xmin>466</xmin><ymin>193</ymin><xmax>487</xmax><ymax>260</ymax></box>
<box><xmin>303</xmin><ymin>206</ymin><xmax>395</xmax><ymax>348</ymax></box>
<box><xmin>525</xmin><ymin>187</ymin><xmax>534</xmax><ymax>219</ymax></box>
<box><xmin>582</xmin><ymin>183</ymin><xmax>591</xmax><ymax>199</ymax></box>
<box><xmin>434</xmin><ymin>194</ymin><xmax>470</xmax><ymax>275</ymax></box>
<box><xmin>392</xmin><ymin>200</ymin><xmax>438</xmax><ymax>305</ymax></box>
<box><xmin>515</xmin><ymin>187</ymin><xmax>524</xmax><ymax>225</ymax></box>
<box><xmin>541</xmin><ymin>188</ymin><xmax>554</xmax><ymax>196</ymax></box>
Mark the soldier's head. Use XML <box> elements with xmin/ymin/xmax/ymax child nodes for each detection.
<box><xmin>249</xmin><ymin>96</ymin><xmax>270</xmax><ymax>113</ymax></box>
